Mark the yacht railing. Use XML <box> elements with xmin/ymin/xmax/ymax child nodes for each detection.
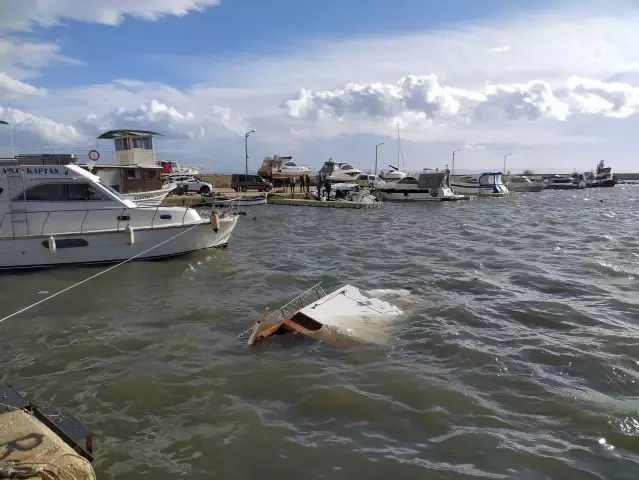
<box><xmin>263</xmin><ymin>282</ymin><xmax>327</xmax><ymax>327</ymax></box>
<box><xmin>0</xmin><ymin>204</ymin><xmax>200</xmax><ymax>238</ymax></box>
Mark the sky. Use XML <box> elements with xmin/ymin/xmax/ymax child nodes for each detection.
<box><xmin>2</xmin><ymin>0</ymin><xmax>639</xmax><ymax>173</ymax></box>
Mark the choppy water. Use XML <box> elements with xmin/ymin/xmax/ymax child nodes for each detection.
<box><xmin>2</xmin><ymin>186</ymin><xmax>639</xmax><ymax>479</ymax></box>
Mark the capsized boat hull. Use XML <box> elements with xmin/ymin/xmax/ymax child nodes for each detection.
<box><xmin>247</xmin><ymin>284</ymin><xmax>403</xmax><ymax>347</ymax></box>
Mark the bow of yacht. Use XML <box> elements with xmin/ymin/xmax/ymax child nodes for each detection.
<box><xmin>0</xmin><ymin>158</ymin><xmax>238</xmax><ymax>270</ymax></box>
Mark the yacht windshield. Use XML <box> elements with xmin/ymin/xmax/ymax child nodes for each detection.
<box><xmin>99</xmin><ymin>180</ymin><xmax>125</xmax><ymax>199</ymax></box>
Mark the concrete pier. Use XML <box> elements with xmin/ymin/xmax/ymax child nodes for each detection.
<box><xmin>268</xmin><ymin>196</ymin><xmax>382</xmax><ymax>209</ymax></box>
<box><xmin>0</xmin><ymin>409</ymin><xmax>96</xmax><ymax>480</ymax></box>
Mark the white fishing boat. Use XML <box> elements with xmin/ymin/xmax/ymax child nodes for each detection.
<box><xmin>120</xmin><ymin>184</ymin><xmax>175</xmax><ymax>206</ymax></box>
<box><xmin>373</xmin><ymin>171</ymin><xmax>462</xmax><ymax>201</ymax></box>
<box><xmin>0</xmin><ymin>160</ymin><xmax>239</xmax><ymax>270</ymax></box>
<box><xmin>246</xmin><ymin>283</ymin><xmax>403</xmax><ymax>347</ymax></box>
<box><xmin>450</xmin><ymin>172</ymin><xmax>509</xmax><ymax>195</ymax></box>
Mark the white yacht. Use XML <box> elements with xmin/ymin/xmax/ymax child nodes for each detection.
<box><xmin>450</xmin><ymin>172</ymin><xmax>509</xmax><ymax>195</ymax></box>
<box><xmin>373</xmin><ymin>171</ymin><xmax>460</xmax><ymax>201</ymax></box>
<box><xmin>258</xmin><ymin>155</ymin><xmax>310</xmax><ymax>180</ymax></box>
<box><xmin>505</xmin><ymin>175</ymin><xmax>545</xmax><ymax>192</ymax></box>
<box><xmin>318</xmin><ymin>158</ymin><xmax>362</xmax><ymax>182</ymax></box>
<box><xmin>0</xmin><ymin>159</ymin><xmax>238</xmax><ymax>270</ymax></box>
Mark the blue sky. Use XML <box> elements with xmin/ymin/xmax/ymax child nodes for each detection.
<box><xmin>3</xmin><ymin>0</ymin><xmax>639</xmax><ymax>172</ymax></box>
<box><xmin>29</xmin><ymin>0</ymin><xmax>551</xmax><ymax>89</ymax></box>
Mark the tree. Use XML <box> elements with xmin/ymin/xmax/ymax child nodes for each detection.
<box><xmin>523</xmin><ymin>169</ymin><xmax>534</xmax><ymax>175</ymax></box>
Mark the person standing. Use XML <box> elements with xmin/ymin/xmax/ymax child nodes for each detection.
<box><xmin>305</xmin><ymin>174</ymin><xmax>311</xmax><ymax>193</ymax></box>
<box><xmin>290</xmin><ymin>176</ymin><xmax>296</xmax><ymax>196</ymax></box>
<box><xmin>299</xmin><ymin>175</ymin><xmax>305</xmax><ymax>192</ymax></box>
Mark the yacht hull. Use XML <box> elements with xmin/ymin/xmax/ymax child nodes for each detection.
<box><xmin>507</xmin><ymin>184</ymin><xmax>546</xmax><ymax>192</ymax></box>
<box><xmin>0</xmin><ymin>216</ymin><xmax>238</xmax><ymax>270</ymax></box>
<box><xmin>450</xmin><ymin>184</ymin><xmax>508</xmax><ymax>195</ymax></box>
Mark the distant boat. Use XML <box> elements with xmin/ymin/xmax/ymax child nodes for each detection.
<box><xmin>451</xmin><ymin>172</ymin><xmax>509</xmax><ymax>195</ymax></box>
<box><xmin>373</xmin><ymin>171</ymin><xmax>461</xmax><ymax>201</ymax></box>
<box><xmin>505</xmin><ymin>175</ymin><xmax>545</xmax><ymax>192</ymax></box>
<box><xmin>586</xmin><ymin>160</ymin><xmax>617</xmax><ymax>188</ymax></box>
<box><xmin>380</xmin><ymin>125</ymin><xmax>407</xmax><ymax>182</ymax></box>
<box><xmin>318</xmin><ymin>158</ymin><xmax>362</xmax><ymax>182</ymax></box>
<box><xmin>206</xmin><ymin>193</ymin><xmax>268</xmax><ymax>207</ymax></box>
<box><xmin>545</xmin><ymin>173</ymin><xmax>587</xmax><ymax>190</ymax></box>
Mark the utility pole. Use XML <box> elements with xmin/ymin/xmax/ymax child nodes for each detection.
<box><xmin>452</xmin><ymin>149</ymin><xmax>460</xmax><ymax>175</ymax></box>
<box><xmin>375</xmin><ymin>142</ymin><xmax>384</xmax><ymax>175</ymax></box>
<box><xmin>245</xmin><ymin>129</ymin><xmax>256</xmax><ymax>175</ymax></box>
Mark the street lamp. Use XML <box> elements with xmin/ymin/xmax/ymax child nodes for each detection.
<box><xmin>244</xmin><ymin>129</ymin><xmax>256</xmax><ymax>175</ymax></box>
<box><xmin>452</xmin><ymin>149</ymin><xmax>461</xmax><ymax>175</ymax></box>
<box><xmin>0</xmin><ymin>120</ymin><xmax>13</xmax><ymax>158</ymax></box>
<box><xmin>503</xmin><ymin>152</ymin><xmax>512</xmax><ymax>173</ymax></box>
<box><xmin>375</xmin><ymin>142</ymin><xmax>384</xmax><ymax>175</ymax></box>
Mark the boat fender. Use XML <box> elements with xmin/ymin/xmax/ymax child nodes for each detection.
<box><xmin>211</xmin><ymin>213</ymin><xmax>219</xmax><ymax>233</ymax></box>
<box><xmin>48</xmin><ymin>235</ymin><xmax>57</xmax><ymax>255</ymax></box>
<box><xmin>125</xmin><ymin>225</ymin><xmax>135</xmax><ymax>246</ymax></box>
<box><xmin>430</xmin><ymin>188</ymin><xmax>439</xmax><ymax>197</ymax></box>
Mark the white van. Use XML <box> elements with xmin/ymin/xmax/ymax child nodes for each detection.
<box><xmin>356</xmin><ymin>174</ymin><xmax>384</xmax><ymax>187</ymax></box>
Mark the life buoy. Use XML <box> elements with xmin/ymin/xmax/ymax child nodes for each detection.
<box><xmin>88</xmin><ymin>149</ymin><xmax>100</xmax><ymax>161</ymax></box>
<box><xmin>430</xmin><ymin>189</ymin><xmax>439</xmax><ymax>197</ymax></box>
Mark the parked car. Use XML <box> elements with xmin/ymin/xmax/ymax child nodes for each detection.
<box><xmin>169</xmin><ymin>175</ymin><xmax>213</xmax><ymax>194</ymax></box>
<box><xmin>231</xmin><ymin>174</ymin><xmax>273</xmax><ymax>192</ymax></box>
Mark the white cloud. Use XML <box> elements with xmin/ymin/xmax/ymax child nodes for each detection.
<box><xmin>0</xmin><ymin>107</ymin><xmax>83</xmax><ymax>144</ymax></box>
<box><xmin>0</xmin><ymin>39</ymin><xmax>81</xmax><ymax>81</ymax></box>
<box><xmin>464</xmin><ymin>144</ymin><xmax>487</xmax><ymax>151</ymax></box>
<box><xmin>4</xmin><ymin>1</ymin><xmax>639</xmax><ymax>171</ymax></box>
<box><xmin>0</xmin><ymin>0</ymin><xmax>221</xmax><ymax>32</ymax></box>
<box><xmin>0</xmin><ymin>73</ymin><xmax>47</xmax><ymax>100</ymax></box>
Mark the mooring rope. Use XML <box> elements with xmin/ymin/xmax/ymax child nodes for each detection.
<box><xmin>0</xmin><ymin>224</ymin><xmax>200</xmax><ymax>324</ymax></box>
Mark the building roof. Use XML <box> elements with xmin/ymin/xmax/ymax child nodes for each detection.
<box><xmin>97</xmin><ymin>129</ymin><xmax>164</xmax><ymax>139</ymax></box>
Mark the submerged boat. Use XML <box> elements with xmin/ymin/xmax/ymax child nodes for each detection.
<box><xmin>450</xmin><ymin>172</ymin><xmax>509</xmax><ymax>195</ymax></box>
<box><xmin>373</xmin><ymin>171</ymin><xmax>461</xmax><ymax>201</ymax></box>
<box><xmin>0</xmin><ymin>159</ymin><xmax>239</xmax><ymax>270</ymax></box>
<box><xmin>505</xmin><ymin>175</ymin><xmax>546</xmax><ymax>192</ymax></box>
<box><xmin>246</xmin><ymin>283</ymin><xmax>403</xmax><ymax>347</ymax></box>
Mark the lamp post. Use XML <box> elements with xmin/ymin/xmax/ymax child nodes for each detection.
<box><xmin>375</xmin><ymin>142</ymin><xmax>384</xmax><ymax>175</ymax></box>
<box><xmin>503</xmin><ymin>152</ymin><xmax>512</xmax><ymax>173</ymax></box>
<box><xmin>244</xmin><ymin>129</ymin><xmax>256</xmax><ymax>175</ymax></box>
<box><xmin>452</xmin><ymin>149</ymin><xmax>460</xmax><ymax>175</ymax></box>
<box><xmin>0</xmin><ymin>120</ymin><xmax>13</xmax><ymax>158</ymax></box>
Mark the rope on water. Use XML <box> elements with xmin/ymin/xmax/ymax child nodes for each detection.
<box><xmin>0</xmin><ymin>224</ymin><xmax>200</xmax><ymax>324</ymax></box>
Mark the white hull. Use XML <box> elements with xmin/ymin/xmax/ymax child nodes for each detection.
<box><xmin>374</xmin><ymin>188</ymin><xmax>457</xmax><ymax>202</ymax></box>
<box><xmin>121</xmin><ymin>188</ymin><xmax>171</xmax><ymax>206</ymax></box>
<box><xmin>0</xmin><ymin>216</ymin><xmax>238</xmax><ymax>270</ymax></box>
<box><xmin>451</xmin><ymin>185</ymin><xmax>508</xmax><ymax>195</ymax></box>
<box><xmin>506</xmin><ymin>184</ymin><xmax>545</xmax><ymax>192</ymax></box>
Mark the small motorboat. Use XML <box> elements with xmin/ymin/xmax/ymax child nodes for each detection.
<box><xmin>246</xmin><ymin>283</ymin><xmax>403</xmax><ymax>348</ymax></box>
<box><xmin>450</xmin><ymin>172</ymin><xmax>509</xmax><ymax>195</ymax></box>
<box><xmin>545</xmin><ymin>173</ymin><xmax>587</xmax><ymax>190</ymax></box>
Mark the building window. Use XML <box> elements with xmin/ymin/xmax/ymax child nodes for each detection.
<box><xmin>126</xmin><ymin>169</ymin><xmax>141</xmax><ymax>180</ymax></box>
<box><xmin>146</xmin><ymin>170</ymin><xmax>157</xmax><ymax>179</ymax></box>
